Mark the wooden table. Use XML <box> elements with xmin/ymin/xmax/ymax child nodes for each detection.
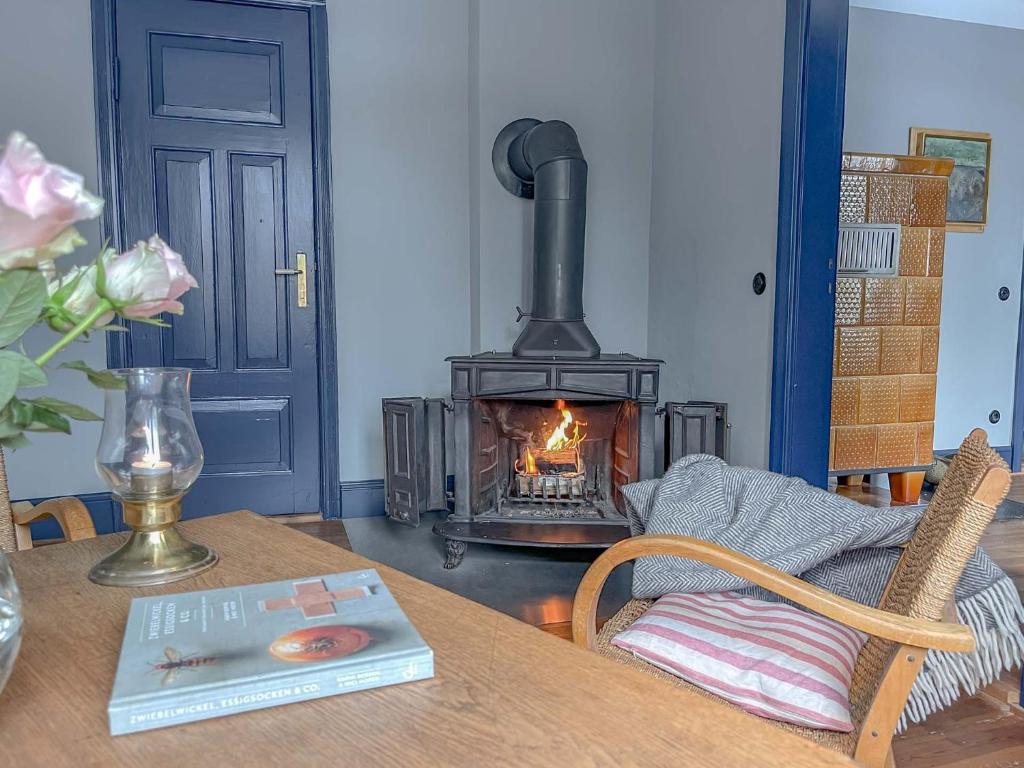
<box><xmin>0</xmin><ymin>512</ymin><xmax>855</xmax><ymax>767</ymax></box>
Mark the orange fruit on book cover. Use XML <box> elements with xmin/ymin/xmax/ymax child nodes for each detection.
<box><xmin>269</xmin><ymin>625</ymin><xmax>371</xmax><ymax>662</ymax></box>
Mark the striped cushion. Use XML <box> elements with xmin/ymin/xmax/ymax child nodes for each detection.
<box><xmin>611</xmin><ymin>591</ymin><xmax>867</xmax><ymax>731</ymax></box>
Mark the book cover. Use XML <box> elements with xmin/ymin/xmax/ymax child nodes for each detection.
<box><xmin>108</xmin><ymin>569</ymin><xmax>433</xmax><ymax>735</ymax></box>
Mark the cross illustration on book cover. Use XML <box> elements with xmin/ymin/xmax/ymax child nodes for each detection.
<box><xmin>257</xmin><ymin>578</ymin><xmax>375</xmax><ymax>619</ymax></box>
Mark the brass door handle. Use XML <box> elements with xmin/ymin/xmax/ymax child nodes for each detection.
<box><xmin>274</xmin><ymin>252</ymin><xmax>308</xmax><ymax>308</ymax></box>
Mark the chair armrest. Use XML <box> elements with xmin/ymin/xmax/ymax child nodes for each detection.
<box><xmin>11</xmin><ymin>497</ymin><xmax>96</xmax><ymax>549</ymax></box>
<box><xmin>571</xmin><ymin>534</ymin><xmax>975</xmax><ymax>654</ymax></box>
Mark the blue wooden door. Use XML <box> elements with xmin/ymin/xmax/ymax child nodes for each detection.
<box><xmin>112</xmin><ymin>0</ymin><xmax>322</xmax><ymax>517</ymax></box>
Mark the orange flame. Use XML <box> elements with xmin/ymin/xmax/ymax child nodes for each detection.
<box><xmin>515</xmin><ymin>401</ymin><xmax>586</xmax><ymax>476</ymax></box>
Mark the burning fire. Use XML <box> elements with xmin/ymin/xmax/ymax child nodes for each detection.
<box><xmin>516</xmin><ymin>400</ymin><xmax>586</xmax><ymax>476</ymax></box>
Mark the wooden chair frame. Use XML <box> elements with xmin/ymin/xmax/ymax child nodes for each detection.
<box><xmin>572</xmin><ymin>463</ymin><xmax>1009</xmax><ymax>768</ymax></box>
<box><xmin>10</xmin><ymin>497</ymin><xmax>96</xmax><ymax>551</ymax></box>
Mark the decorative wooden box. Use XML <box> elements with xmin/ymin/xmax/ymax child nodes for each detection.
<box><xmin>829</xmin><ymin>153</ymin><xmax>954</xmax><ymax>483</ymax></box>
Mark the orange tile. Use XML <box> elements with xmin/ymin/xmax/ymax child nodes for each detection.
<box><xmin>880</xmin><ymin>326</ymin><xmax>923</xmax><ymax>375</ymax></box>
<box><xmin>829</xmin><ymin>428</ymin><xmax>837</xmax><ymax>471</ymax></box>
<box><xmin>833</xmin><ymin>328</ymin><xmax>839</xmax><ymax>372</ymax></box>
<box><xmin>863</xmin><ymin>278</ymin><xmax>905</xmax><ymax>325</ymax></box>
<box><xmin>916</xmin><ymin>422</ymin><xmax>934</xmax><ymax>465</ymax></box>
<box><xmin>898</xmin><ymin>228</ymin><xmax>928</xmax><ymax>277</ymax></box>
<box><xmin>877</xmin><ymin>424</ymin><xmax>918</xmax><ymax>468</ymax></box>
<box><xmin>910</xmin><ymin>176</ymin><xmax>948</xmax><ymax>227</ymax></box>
<box><xmin>835</xmin><ymin>278</ymin><xmax>864</xmax><ymax>326</ymax></box>
<box><xmin>836</xmin><ymin>327</ymin><xmax>881</xmax><ymax>377</ymax></box>
<box><xmin>840</xmin><ymin>174</ymin><xmax>867</xmax><ymax>223</ymax></box>
<box><xmin>868</xmin><ymin>174</ymin><xmax>913</xmax><ymax>225</ymax></box>
<box><xmin>831</xmin><ymin>379</ymin><xmax>860</xmax><ymax>426</ymax></box>
<box><xmin>904</xmin><ymin>277</ymin><xmax>942</xmax><ymax>326</ymax></box>
<box><xmin>832</xmin><ymin>426</ymin><xmax>878</xmax><ymax>471</ymax></box>
<box><xmin>921</xmin><ymin>327</ymin><xmax>940</xmax><ymax>374</ymax></box>
<box><xmin>900</xmin><ymin>375</ymin><xmax>937</xmax><ymax>422</ymax></box>
<box><xmin>859</xmin><ymin>376</ymin><xmax>900</xmax><ymax>424</ymax></box>
<box><xmin>927</xmin><ymin>228</ymin><xmax>945</xmax><ymax>277</ymax></box>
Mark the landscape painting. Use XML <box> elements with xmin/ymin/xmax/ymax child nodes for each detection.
<box><xmin>910</xmin><ymin>127</ymin><xmax>991</xmax><ymax>233</ymax></box>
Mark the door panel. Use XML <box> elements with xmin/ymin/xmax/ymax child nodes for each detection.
<box><xmin>114</xmin><ymin>0</ymin><xmax>321</xmax><ymax>517</ymax></box>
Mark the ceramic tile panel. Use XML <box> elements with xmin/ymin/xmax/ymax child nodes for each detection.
<box><xmin>863</xmin><ymin>277</ymin><xmax>905</xmax><ymax>325</ymax></box>
<box><xmin>876</xmin><ymin>424</ymin><xmax>917</xmax><ymax>468</ymax></box>
<box><xmin>833</xmin><ymin>328</ymin><xmax>839</xmax><ymax>372</ymax></box>
<box><xmin>916</xmin><ymin>422</ymin><xmax>934</xmax><ymax>465</ymax></box>
<box><xmin>904</xmin><ymin>277</ymin><xmax>942</xmax><ymax>326</ymax></box>
<box><xmin>920</xmin><ymin>327</ymin><xmax>939</xmax><ymax>374</ymax></box>
<box><xmin>867</xmin><ymin>174</ymin><xmax>913</xmax><ymax>225</ymax></box>
<box><xmin>831</xmin><ymin>378</ymin><xmax>860</xmax><ymax>426</ymax></box>
<box><xmin>837</xmin><ymin>327</ymin><xmax>881</xmax><ymax>377</ymax></box>
<box><xmin>859</xmin><ymin>376</ymin><xmax>900</xmax><ymax>424</ymax></box>
<box><xmin>910</xmin><ymin>176</ymin><xmax>948</xmax><ymax>227</ymax></box>
<box><xmin>927</xmin><ymin>227</ymin><xmax>944</xmax><ymax>277</ymax></box>
<box><xmin>830</xmin><ymin>428</ymin><xmax>836</xmax><ymax>470</ymax></box>
<box><xmin>880</xmin><ymin>326</ymin><xmax>922</xmax><ymax>375</ymax></box>
<box><xmin>835</xmin><ymin>278</ymin><xmax>864</xmax><ymax>326</ymax></box>
<box><xmin>898</xmin><ymin>227</ymin><xmax>928</xmax><ymax>277</ymax></box>
<box><xmin>839</xmin><ymin>174</ymin><xmax>868</xmax><ymax>223</ymax></box>
<box><xmin>832</xmin><ymin>425</ymin><xmax>877</xmax><ymax>471</ymax></box>
<box><xmin>900</xmin><ymin>375</ymin><xmax>937</xmax><ymax>422</ymax></box>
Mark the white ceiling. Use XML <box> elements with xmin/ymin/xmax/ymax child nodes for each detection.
<box><xmin>851</xmin><ymin>0</ymin><xmax>1024</xmax><ymax>30</ymax></box>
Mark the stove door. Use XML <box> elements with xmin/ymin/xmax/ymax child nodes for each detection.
<box><xmin>663</xmin><ymin>401</ymin><xmax>729</xmax><ymax>468</ymax></box>
<box><xmin>382</xmin><ymin>398</ymin><xmax>447</xmax><ymax>526</ymax></box>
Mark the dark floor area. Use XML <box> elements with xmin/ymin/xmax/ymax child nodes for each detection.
<box><xmin>340</xmin><ymin>511</ymin><xmax>633</xmax><ymax>627</ymax></box>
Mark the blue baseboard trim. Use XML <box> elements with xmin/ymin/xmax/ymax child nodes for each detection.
<box><xmin>15</xmin><ymin>491</ymin><xmax>119</xmax><ymax>541</ymax></box>
<box><xmin>339</xmin><ymin>479</ymin><xmax>385</xmax><ymax>519</ymax></box>
<box><xmin>338</xmin><ymin>475</ymin><xmax>454</xmax><ymax>519</ymax></box>
<box><xmin>934</xmin><ymin>445</ymin><xmax>1012</xmax><ymax>465</ymax></box>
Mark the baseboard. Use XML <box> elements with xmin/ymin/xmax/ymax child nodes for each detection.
<box><xmin>934</xmin><ymin>445</ymin><xmax>1012</xmax><ymax>464</ymax></box>
<box><xmin>339</xmin><ymin>475</ymin><xmax>454</xmax><ymax>519</ymax></box>
<box><xmin>339</xmin><ymin>479</ymin><xmax>386</xmax><ymax>519</ymax></box>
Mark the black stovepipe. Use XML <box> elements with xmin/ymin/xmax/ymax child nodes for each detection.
<box><xmin>493</xmin><ymin>118</ymin><xmax>600</xmax><ymax>358</ymax></box>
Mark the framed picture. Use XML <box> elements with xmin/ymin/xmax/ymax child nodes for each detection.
<box><xmin>909</xmin><ymin>127</ymin><xmax>991</xmax><ymax>233</ymax></box>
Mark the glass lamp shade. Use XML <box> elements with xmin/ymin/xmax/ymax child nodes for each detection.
<box><xmin>95</xmin><ymin>368</ymin><xmax>203</xmax><ymax>500</ymax></box>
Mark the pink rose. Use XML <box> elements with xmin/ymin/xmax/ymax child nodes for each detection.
<box><xmin>100</xmin><ymin>236</ymin><xmax>198</xmax><ymax>318</ymax></box>
<box><xmin>0</xmin><ymin>132</ymin><xmax>104</xmax><ymax>269</ymax></box>
<box><xmin>46</xmin><ymin>265</ymin><xmax>114</xmax><ymax>332</ymax></box>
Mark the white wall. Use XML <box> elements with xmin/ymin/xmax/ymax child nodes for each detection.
<box><xmin>647</xmin><ymin>0</ymin><xmax>787</xmax><ymax>469</ymax></box>
<box><xmin>329</xmin><ymin>0</ymin><xmax>471</xmax><ymax>482</ymax></box>
<box><xmin>472</xmin><ymin>0</ymin><xmax>656</xmax><ymax>356</ymax></box>
<box><xmin>844</xmin><ymin>7</ymin><xmax>1024</xmax><ymax>449</ymax></box>
<box><xmin>0</xmin><ymin>0</ymin><xmax>109</xmax><ymax>498</ymax></box>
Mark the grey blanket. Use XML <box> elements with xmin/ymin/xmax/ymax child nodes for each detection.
<box><xmin>623</xmin><ymin>455</ymin><xmax>1024</xmax><ymax>727</ymax></box>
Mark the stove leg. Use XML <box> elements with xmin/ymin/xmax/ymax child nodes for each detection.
<box><xmin>443</xmin><ymin>539</ymin><xmax>467</xmax><ymax>569</ymax></box>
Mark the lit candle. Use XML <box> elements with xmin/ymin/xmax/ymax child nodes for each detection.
<box><xmin>130</xmin><ymin>454</ymin><xmax>174</xmax><ymax>497</ymax></box>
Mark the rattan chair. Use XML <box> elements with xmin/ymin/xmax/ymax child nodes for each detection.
<box><xmin>572</xmin><ymin>429</ymin><xmax>1010</xmax><ymax>768</ymax></box>
<box><xmin>0</xmin><ymin>449</ymin><xmax>95</xmax><ymax>554</ymax></box>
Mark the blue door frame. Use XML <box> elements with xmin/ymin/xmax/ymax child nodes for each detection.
<box><xmin>769</xmin><ymin>0</ymin><xmax>849</xmax><ymax>487</ymax></box>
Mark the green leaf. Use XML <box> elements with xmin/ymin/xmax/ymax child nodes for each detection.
<box><xmin>0</xmin><ymin>269</ymin><xmax>47</xmax><ymax>347</ymax></box>
<box><xmin>0</xmin><ymin>350</ymin><xmax>46</xmax><ymax>412</ymax></box>
<box><xmin>0</xmin><ymin>434</ymin><xmax>30</xmax><ymax>451</ymax></box>
<box><xmin>26</xmin><ymin>396</ymin><xmax>102</xmax><ymax>421</ymax></box>
<box><xmin>59</xmin><ymin>360</ymin><xmax>126</xmax><ymax>390</ymax></box>
<box><xmin>10</xmin><ymin>399</ymin><xmax>71</xmax><ymax>434</ymax></box>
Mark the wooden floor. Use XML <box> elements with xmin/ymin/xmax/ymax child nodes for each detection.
<box><xmin>287</xmin><ymin>512</ymin><xmax>1024</xmax><ymax>767</ymax></box>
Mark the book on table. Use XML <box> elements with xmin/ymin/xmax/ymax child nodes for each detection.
<box><xmin>108</xmin><ymin>568</ymin><xmax>433</xmax><ymax>734</ymax></box>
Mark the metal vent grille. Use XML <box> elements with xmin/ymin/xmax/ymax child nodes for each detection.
<box><xmin>837</xmin><ymin>223</ymin><xmax>901</xmax><ymax>276</ymax></box>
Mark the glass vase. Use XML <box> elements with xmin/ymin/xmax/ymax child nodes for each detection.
<box><xmin>0</xmin><ymin>549</ymin><xmax>21</xmax><ymax>695</ymax></box>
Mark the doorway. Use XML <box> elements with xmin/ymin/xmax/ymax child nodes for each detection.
<box><xmin>91</xmin><ymin>0</ymin><xmax>338</xmax><ymax>517</ymax></box>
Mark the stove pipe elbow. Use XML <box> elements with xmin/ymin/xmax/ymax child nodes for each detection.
<box><xmin>493</xmin><ymin>118</ymin><xmax>600</xmax><ymax>358</ymax></box>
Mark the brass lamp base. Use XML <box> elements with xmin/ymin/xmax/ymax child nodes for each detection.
<box><xmin>88</xmin><ymin>495</ymin><xmax>218</xmax><ymax>587</ymax></box>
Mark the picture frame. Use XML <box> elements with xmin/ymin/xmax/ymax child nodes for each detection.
<box><xmin>909</xmin><ymin>127</ymin><xmax>991</xmax><ymax>233</ymax></box>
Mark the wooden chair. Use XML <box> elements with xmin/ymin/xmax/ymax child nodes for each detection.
<box><xmin>0</xmin><ymin>450</ymin><xmax>95</xmax><ymax>554</ymax></box>
<box><xmin>572</xmin><ymin>429</ymin><xmax>1010</xmax><ymax>768</ymax></box>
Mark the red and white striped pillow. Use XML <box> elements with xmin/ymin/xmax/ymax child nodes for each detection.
<box><xmin>611</xmin><ymin>591</ymin><xmax>867</xmax><ymax>731</ymax></box>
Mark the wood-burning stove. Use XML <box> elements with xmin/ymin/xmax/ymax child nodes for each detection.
<box><xmin>433</xmin><ymin>353</ymin><xmax>660</xmax><ymax>567</ymax></box>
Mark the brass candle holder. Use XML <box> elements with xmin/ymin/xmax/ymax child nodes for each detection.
<box><xmin>89</xmin><ymin>368</ymin><xmax>217</xmax><ymax>587</ymax></box>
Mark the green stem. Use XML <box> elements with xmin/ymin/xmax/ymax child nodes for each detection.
<box><xmin>34</xmin><ymin>300</ymin><xmax>114</xmax><ymax>367</ymax></box>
